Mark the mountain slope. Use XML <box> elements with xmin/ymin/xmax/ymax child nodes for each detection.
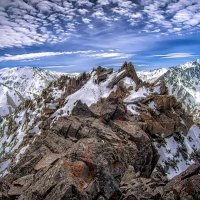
<box><xmin>160</xmin><ymin>60</ymin><xmax>200</xmax><ymax>122</ymax></box>
<box><xmin>0</xmin><ymin>62</ymin><xmax>199</xmax><ymax>199</ymax></box>
<box><xmin>137</xmin><ymin>68</ymin><xmax>168</xmax><ymax>83</ymax></box>
<box><xmin>0</xmin><ymin>67</ymin><xmax>60</xmax><ymax>117</ymax></box>
<box><xmin>138</xmin><ymin>59</ymin><xmax>200</xmax><ymax>122</ymax></box>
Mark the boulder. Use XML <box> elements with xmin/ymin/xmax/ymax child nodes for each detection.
<box><xmin>90</xmin><ymin>95</ymin><xmax>127</xmax><ymax>122</ymax></box>
<box><xmin>153</xmin><ymin>95</ymin><xmax>177</xmax><ymax>111</ymax></box>
<box><xmin>71</xmin><ymin>100</ymin><xmax>95</xmax><ymax>118</ymax></box>
<box><xmin>110</xmin><ymin>120</ymin><xmax>157</xmax><ymax>177</ymax></box>
<box><xmin>163</xmin><ymin>163</ymin><xmax>200</xmax><ymax>200</ymax></box>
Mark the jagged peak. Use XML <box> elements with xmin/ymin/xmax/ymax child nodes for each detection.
<box><xmin>91</xmin><ymin>66</ymin><xmax>113</xmax><ymax>84</ymax></box>
<box><xmin>120</xmin><ymin>61</ymin><xmax>134</xmax><ymax>71</ymax></box>
<box><xmin>121</xmin><ymin>61</ymin><xmax>142</xmax><ymax>84</ymax></box>
<box><xmin>107</xmin><ymin>62</ymin><xmax>142</xmax><ymax>89</ymax></box>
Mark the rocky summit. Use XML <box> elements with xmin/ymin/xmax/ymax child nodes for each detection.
<box><xmin>0</xmin><ymin>62</ymin><xmax>200</xmax><ymax>200</ymax></box>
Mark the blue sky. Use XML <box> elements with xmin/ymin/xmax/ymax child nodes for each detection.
<box><xmin>0</xmin><ymin>0</ymin><xmax>200</xmax><ymax>72</ymax></box>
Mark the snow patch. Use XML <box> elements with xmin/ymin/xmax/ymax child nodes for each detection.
<box><xmin>148</xmin><ymin>101</ymin><xmax>156</xmax><ymax>110</ymax></box>
<box><xmin>60</xmin><ymin>72</ymin><xmax>117</xmax><ymax>115</ymax></box>
<box><xmin>156</xmin><ymin>125</ymin><xmax>200</xmax><ymax>179</ymax></box>
<box><xmin>0</xmin><ymin>159</ymin><xmax>11</xmax><ymax>178</ymax></box>
<box><xmin>16</xmin><ymin>145</ymin><xmax>29</xmax><ymax>163</ymax></box>
<box><xmin>125</xmin><ymin>86</ymin><xmax>148</xmax><ymax>102</ymax></box>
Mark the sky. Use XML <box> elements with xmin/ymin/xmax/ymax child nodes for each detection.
<box><xmin>0</xmin><ymin>0</ymin><xmax>200</xmax><ymax>72</ymax></box>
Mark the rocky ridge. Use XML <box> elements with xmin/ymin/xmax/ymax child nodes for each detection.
<box><xmin>0</xmin><ymin>62</ymin><xmax>199</xmax><ymax>200</ymax></box>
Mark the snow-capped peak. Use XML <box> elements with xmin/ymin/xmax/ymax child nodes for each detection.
<box><xmin>176</xmin><ymin>59</ymin><xmax>200</xmax><ymax>70</ymax></box>
<box><xmin>137</xmin><ymin>67</ymin><xmax>168</xmax><ymax>83</ymax></box>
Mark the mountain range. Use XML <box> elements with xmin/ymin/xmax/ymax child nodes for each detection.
<box><xmin>0</xmin><ymin>61</ymin><xmax>200</xmax><ymax>199</ymax></box>
<box><xmin>0</xmin><ymin>67</ymin><xmax>60</xmax><ymax>117</ymax></box>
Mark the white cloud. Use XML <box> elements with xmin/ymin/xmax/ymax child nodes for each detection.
<box><xmin>173</xmin><ymin>9</ymin><xmax>192</xmax><ymax>23</ymax></box>
<box><xmin>0</xmin><ymin>0</ymin><xmax>76</xmax><ymax>48</ymax></box>
<box><xmin>78</xmin><ymin>9</ymin><xmax>88</xmax><ymax>15</ymax></box>
<box><xmin>92</xmin><ymin>8</ymin><xmax>111</xmax><ymax>22</ymax></box>
<box><xmin>0</xmin><ymin>50</ymin><xmax>131</xmax><ymax>62</ymax></box>
<box><xmin>152</xmin><ymin>53</ymin><xmax>196</xmax><ymax>59</ymax></box>
<box><xmin>36</xmin><ymin>1</ymin><xmax>53</xmax><ymax>13</ymax></box>
<box><xmin>97</xmin><ymin>0</ymin><xmax>110</xmax><ymax>6</ymax></box>
<box><xmin>0</xmin><ymin>51</ymin><xmax>97</xmax><ymax>61</ymax></box>
<box><xmin>86</xmin><ymin>52</ymin><xmax>133</xmax><ymax>59</ymax></box>
<box><xmin>76</xmin><ymin>0</ymin><xmax>93</xmax><ymax>7</ymax></box>
<box><xmin>82</xmin><ymin>18</ymin><xmax>91</xmax><ymax>24</ymax></box>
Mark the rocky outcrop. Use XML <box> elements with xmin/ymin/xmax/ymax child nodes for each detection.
<box><xmin>162</xmin><ymin>163</ymin><xmax>200</xmax><ymax>199</ymax></box>
<box><xmin>108</xmin><ymin>62</ymin><xmax>142</xmax><ymax>89</ymax></box>
<box><xmin>121</xmin><ymin>62</ymin><xmax>142</xmax><ymax>86</ymax></box>
<box><xmin>95</xmin><ymin>66</ymin><xmax>113</xmax><ymax>83</ymax></box>
<box><xmin>0</xmin><ymin>91</ymin><xmax>156</xmax><ymax>200</ymax></box>
<box><xmin>1</xmin><ymin>96</ymin><xmax>197</xmax><ymax>200</ymax></box>
<box><xmin>120</xmin><ymin>163</ymin><xmax>200</xmax><ymax>200</ymax></box>
<box><xmin>90</xmin><ymin>91</ymin><xmax>128</xmax><ymax>122</ymax></box>
<box><xmin>1</xmin><ymin>87</ymin><xmax>197</xmax><ymax>199</ymax></box>
<box><xmin>153</xmin><ymin>95</ymin><xmax>177</xmax><ymax>111</ymax></box>
<box><xmin>136</xmin><ymin>94</ymin><xmax>193</xmax><ymax>138</ymax></box>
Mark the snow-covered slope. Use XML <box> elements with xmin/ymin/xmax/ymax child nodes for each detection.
<box><xmin>137</xmin><ymin>68</ymin><xmax>168</xmax><ymax>83</ymax></box>
<box><xmin>0</xmin><ymin>67</ymin><xmax>60</xmax><ymax>117</ymax></box>
<box><xmin>156</xmin><ymin>124</ymin><xmax>200</xmax><ymax>179</ymax></box>
<box><xmin>138</xmin><ymin>59</ymin><xmax>200</xmax><ymax>121</ymax></box>
<box><xmin>161</xmin><ymin>60</ymin><xmax>200</xmax><ymax>121</ymax></box>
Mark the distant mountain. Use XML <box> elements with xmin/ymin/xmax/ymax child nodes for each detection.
<box><xmin>0</xmin><ymin>67</ymin><xmax>60</xmax><ymax>117</ymax></box>
<box><xmin>137</xmin><ymin>68</ymin><xmax>168</xmax><ymax>83</ymax></box>
<box><xmin>0</xmin><ymin>62</ymin><xmax>199</xmax><ymax>199</ymax></box>
<box><xmin>161</xmin><ymin>59</ymin><xmax>200</xmax><ymax>122</ymax></box>
<box><xmin>138</xmin><ymin>59</ymin><xmax>200</xmax><ymax>122</ymax></box>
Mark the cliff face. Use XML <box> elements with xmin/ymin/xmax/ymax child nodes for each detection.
<box><xmin>0</xmin><ymin>63</ymin><xmax>199</xmax><ymax>200</ymax></box>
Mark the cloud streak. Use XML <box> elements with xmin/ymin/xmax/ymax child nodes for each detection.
<box><xmin>152</xmin><ymin>53</ymin><xmax>197</xmax><ymax>59</ymax></box>
<box><xmin>0</xmin><ymin>50</ymin><xmax>132</xmax><ymax>62</ymax></box>
<box><xmin>0</xmin><ymin>51</ymin><xmax>93</xmax><ymax>61</ymax></box>
<box><xmin>85</xmin><ymin>52</ymin><xmax>133</xmax><ymax>59</ymax></box>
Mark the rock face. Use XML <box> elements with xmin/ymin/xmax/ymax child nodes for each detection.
<box><xmin>162</xmin><ymin>163</ymin><xmax>200</xmax><ymax>199</ymax></box>
<box><xmin>138</xmin><ymin>94</ymin><xmax>193</xmax><ymax>138</ymax></box>
<box><xmin>0</xmin><ymin>62</ymin><xmax>199</xmax><ymax>200</ymax></box>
